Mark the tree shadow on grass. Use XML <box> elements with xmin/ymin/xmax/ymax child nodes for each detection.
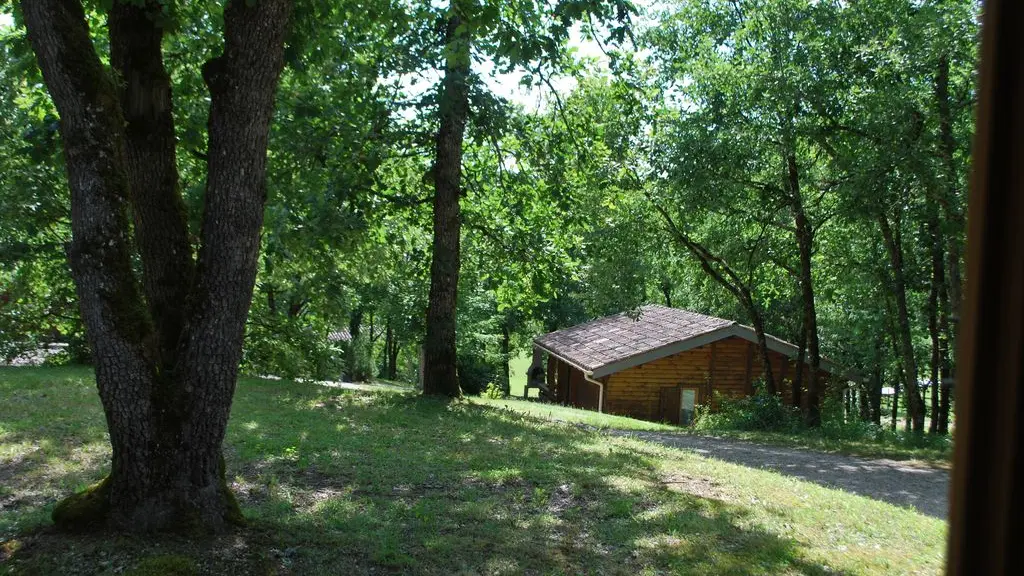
<box><xmin>4</xmin><ymin>375</ymin><xmax>847</xmax><ymax>575</ymax></box>
<box><xmin>0</xmin><ymin>367</ymin><xmax>109</xmax><ymax>535</ymax></box>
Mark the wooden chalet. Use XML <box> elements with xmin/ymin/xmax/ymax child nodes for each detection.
<box><xmin>529</xmin><ymin>305</ymin><xmax>842</xmax><ymax>425</ymax></box>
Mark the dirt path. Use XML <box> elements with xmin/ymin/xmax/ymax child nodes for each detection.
<box><xmin>314</xmin><ymin>379</ymin><xmax>412</xmax><ymax>393</ymax></box>
<box><xmin>611</xmin><ymin>430</ymin><xmax>949</xmax><ymax>519</ymax></box>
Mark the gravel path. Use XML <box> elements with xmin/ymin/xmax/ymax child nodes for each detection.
<box><xmin>611</xmin><ymin>430</ymin><xmax>949</xmax><ymax>519</ymax></box>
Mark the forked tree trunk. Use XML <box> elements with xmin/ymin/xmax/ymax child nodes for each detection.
<box><xmin>423</xmin><ymin>2</ymin><xmax>470</xmax><ymax>397</ymax></box>
<box><xmin>23</xmin><ymin>0</ymin><xmax>292</xmax><ymax>532</ymax></box>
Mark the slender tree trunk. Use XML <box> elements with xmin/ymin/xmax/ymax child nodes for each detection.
<box><xmin>858</xmin><ymin>379</ymin><xmax>869</xmax><ymax>421</ymax></box>
<box><xmin>878</xmin><ymin>212</ymin><xmax>926</xmax><ymax>432</ymax></box>
<box><xmin>387</xmin><ymin>336</ymin><xmax>400</xmax><ymax>381</ymax></box>
<box><xmin>345</xmin><ymin>308</ymin><xmax>364</xmax><ymax>381</ymax></box>
<box><xmin>870</xmin><ymin>334</ymin><xmax>884</xmax><ymax>425</ymax></box>
<box><xmin>938</xmin><ymin>295</ymin><xmax>953</xmax><ymax>434</ymax></box>
<box><xmin>787</xmin><ymin>153</ymin><xmax>822</xmax><ymax>426</ymax></box>
<box><xmin>792</xmin><ymin>316</ymin><xmax>806</xmax><ymax>410</ymax></box>
<box><xmin>933</xmin><ymin>54</ymin><xmax>960</xmax><ymax>435</ymax></box>
<box><xmin>928</xmin><ymin>214</ymin><xmax>945</xmax><ymax>434</ymax></box>
<box><xmin>934</xmin><ymin>54</ymin><xmax>965</xmax><ymax>332</ymax></box>
<box><xmin>653</xmin><ymin>203</ymin><xmax>775</xmax><ymax>394</ymax></box>
<box><xmin>891</xmin><ymin>359</ymin><xmax>902</xmax><ymax>431</ymax></box>
<box><xmin>744</xmin><ymin>290</ymin><xmax>777</xmax><ymax>396</ymax></box>
<box><xmin>24</xmin><ymin>0</ymin><xmax>292</xmax><ymax>532</ymax></box>
<box><xmin>382</xmin><ymin>321</ymin><xmax>392</xmax><ymax>378</ymax></box>
<box><xmin>500</xmin><ymin>319</ymin><xmax>511</xmax><ymax>396</ymax></box>
<box><xmin>423</xmin><ymin>2</ymin><xmax>470</xmax><ymax>398</ymax></box>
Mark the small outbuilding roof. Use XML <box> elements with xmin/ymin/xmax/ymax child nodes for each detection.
<box><xmin>534</xmin><ymin>305</ymin><xmax>841</xmax><ymax>378</ymax></box>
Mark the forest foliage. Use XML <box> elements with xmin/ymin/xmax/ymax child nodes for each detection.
<box><xmin>1</xmin><ymin>0</ymin><xmax>978</xmax><ymax>433</ymax></box>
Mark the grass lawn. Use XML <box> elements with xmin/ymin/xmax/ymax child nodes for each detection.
<box><xmin>472</xmin><ymin>397</ymin><xmax>678</xmax><ymax>432</ymax></box>
<box><xmin>1</xmin><ymin>366</ymin><xmax>945</xmax><ymax>575</ymax></box>
<box><xmin>507</xmin><ymin>352</ymin><xmax>538</xmax><ymax>398</ymax></box>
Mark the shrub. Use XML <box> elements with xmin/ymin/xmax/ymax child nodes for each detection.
<box><xmin>242</xmin><ymin>318</ymin><xmax>344</xmax><ymax>381</ymax></box>
<box><xmin>456</xmin><ymin>351</ymin><xmax>499</xmax><ymax>395</ymax></box>
<box><xmin>482</xmin><ymin>381</ymin><xmax>506</xmax><ymax>399</ymax></box>
<box><xmin>695</xmin><ymin>385</ymin><xmax>799</xmax><ymax>432</ymax></box>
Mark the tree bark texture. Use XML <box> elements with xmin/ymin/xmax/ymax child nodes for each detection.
<box><xmin>787</xmin><ymin>153</ymin><xmax>822</xmax><ymax>426</ymax></box>
<box><xmin>423</xmin><ymin>3</ymin><xmax>470</xmax><ymax>397</ymax></box>
<box><xmin>108</xmin><ymin>1</ymin><xmax>194</xmax><ymax>371</ymax></box>
<box><xmin>23</xmin><ymin>0</ymin><xmax>293</xmax><ymax>532</ymax></box>
<box><xmin>879</xmin><ymin>213</ymin><xmax>926</xmax><ymax>432</ymax></box>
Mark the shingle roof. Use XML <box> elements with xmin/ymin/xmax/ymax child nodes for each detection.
<box><xmin>534</xmin><ymin>305</ymin><xmax>735</xmax><ymax>374</ymax></box>
<box><xmin>328</xmin><ymin>328</ymin><xmax>352</xmax><ymax>343</ymax></box>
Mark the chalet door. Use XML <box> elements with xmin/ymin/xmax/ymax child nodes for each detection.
<box><xmin>659</xmin><ymin>386</ymin><xmax>700</xmax><ymax>426</ymax></box>
<box><xmin>659</xmin><ymin>387</ymin><xmax>681</xmax><ymax>424</ymax></box>
<box><xmin>679</xmin><ymin>387</ymin><xmax>699</xmax><ymax>426</ymax></box>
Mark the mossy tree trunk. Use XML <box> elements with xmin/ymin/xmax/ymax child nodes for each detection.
<box><xmin>22</xmin><ymin>0</ymin><xmax>293</xmax><ymax>533</ymax></box>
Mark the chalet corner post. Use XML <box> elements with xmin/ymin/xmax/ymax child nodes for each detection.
<box><xmin>22</xmin><ymin>0</ymin><xmax>294</xmax><ymax>532</ymax></box>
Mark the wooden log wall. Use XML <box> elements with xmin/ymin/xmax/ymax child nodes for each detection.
<box><xmin>603</xmin><ymin>336</ymin><xmax>831</xmax><ymax>422</ymax></box>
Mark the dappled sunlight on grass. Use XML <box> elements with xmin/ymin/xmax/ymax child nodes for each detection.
<box><xmin>2</xmin><ymin>367</ymin><xmax>945</xmax><ymax>574</ymax></box>
<box><xmin>0</xmin><ymin>367</ymin><xmax>110</xmax><ymax>536</ymax></box>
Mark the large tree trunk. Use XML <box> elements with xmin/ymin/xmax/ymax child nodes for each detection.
<box><xmin>879</xmin><ymin>213</ymin><xmax>926</xmax><ymax>432</ymax></box>
<box><xmin>423</xmin><ymin>2</ymin><xmax>470</xmax><ymax>397</ymax></box>
<box><xmin>24</xmin><ymin>0</ymin><xmax>292</xmax><ymax>532</ymax></box>
<box><xmin>787</xmin><ymin>153</ymin><xmax>823</xmax><ymax>426</ymax></box>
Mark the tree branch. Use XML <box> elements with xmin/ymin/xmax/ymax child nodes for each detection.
<box><xmin>108</xmin><ymin>0</ymin><xmax>195</xmax><ymax>368</ymax></box>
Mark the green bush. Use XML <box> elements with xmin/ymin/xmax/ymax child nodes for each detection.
<box><xmin>695</xmin><ymin>384</ymin><xmax>954</xmax><ymax>459</ymax></box>
<box><xmin>482</xmin><ymin>381</ymin><xmax>505</xmax><ymax>399</ymax></box>
<box><xmin>456</xmin><ymin>351</ymin><xmax>499</xmax><ymax>395</ymax></box>
<box><xmin>242</xmin><ymin>317</ymin><xmax>342</xmax><ymax>381</ymax></box>
<box><xmin>695</xmin><ymin>385</ymin><xmax>800</xmax><ymax>432</ymax></box>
